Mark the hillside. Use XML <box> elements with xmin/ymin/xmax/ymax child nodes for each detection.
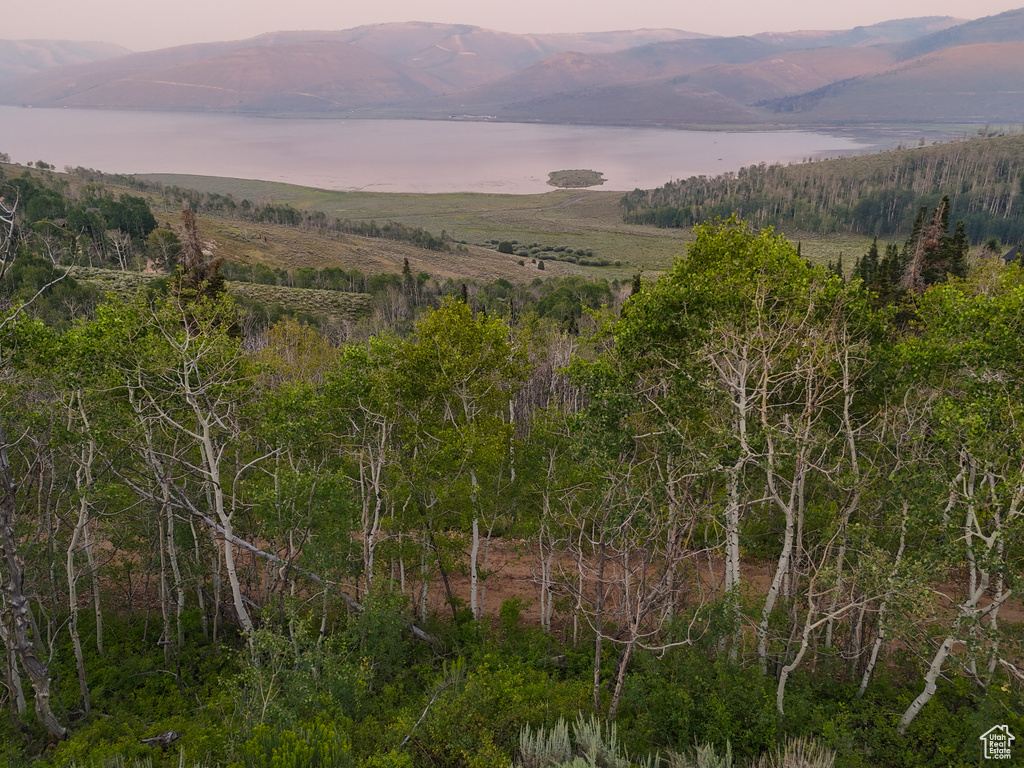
<box><xmin>622</xmin><ymin>131</ymin><xmax>1024</xmax><ymax>243</ymax></box>
<box><xmin>0</xmin><ymin>39</ymin><xmax>130</xmax><ymax>79</ymax></box>
<box><xmin>762</xmin><ymin>41</ymin><xmax>1024</xmax><ymax>124</ymax></box>
<box><xmin>680</xmin><ymin>46</ymin><xmax>900</xmax><ymax>104</ymax></box>
<box><xmin>751</xmin><ymin>16</ymin><xmax>963</xmax><ymax>49</ymax></box>
<box><xmin>888</xmin><ymin>6</ymin><xmax>1024</xmax><ymax>59</ymax></box>
<box><xmin>0</xmin><ymin>40</ymin><xmax>446</xmax><ymax>112</ymax></box>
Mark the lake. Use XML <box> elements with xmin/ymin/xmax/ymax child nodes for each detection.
<box><xmin>0</xmin><ymin>106</ymin><xmax>889</xmax><ymax>193</ymax></box>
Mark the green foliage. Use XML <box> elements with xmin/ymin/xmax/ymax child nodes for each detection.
<box><xmin>416</xmin><ymin>656</ymin><xmax>590</xmax><ymax>768</ymax></box>
<box><xmin>231</xmin><ymin>722</ymin><xmax>353</xmax><ymax>768</ymax></box>
<box><xmin>621</xmin><ymin>650</ymin><xmax>777</xmax><ymax>762</ymax></box>
<box><xmin>623</xmin><ymin>133</ymin><xmax>1024</xmax><ymax>243</ymax></box>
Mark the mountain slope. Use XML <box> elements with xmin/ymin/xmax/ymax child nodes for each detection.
<box><xmin>890</xmin><ymin>7</ymin><xmax>1024</xmax><ymax>59</ymax></box>
<box><xmin>398</xmin><ymin>36</ymin><xmax>784</xmax><ymax>119</ymax></box>
<box><xmin>0</xmin><ymin>41</ymin><xmax>444</xmax><ymax>111</ymax></box>
<box><xmin>752</xmin><ymin>16</ymin><xmax>963</xmax><ymax>50</ymax></box>
<box><xmin>763</xmin><ymin>42</ymin><xmax>1024</xmax><ymax>124</ymax></box>
<box><xmin>0</xmin><ymin>40</ymin><xmax>131</xmax><ymax>80</ymax></box>
<box><xmin>682</xmin><ymin>46</ymin><xmax>900</xmax><ymax>104</ymax></box>
<box><xmin>1</xmin><ymin>14</ymin><xmax>1020</xmax><ymax>125</ymax></box>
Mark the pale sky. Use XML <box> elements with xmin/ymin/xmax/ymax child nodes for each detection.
<box><xmin>5</xmin><ymin>0</ymin><xmax>1023</xmax><ymax>52</ymax></box>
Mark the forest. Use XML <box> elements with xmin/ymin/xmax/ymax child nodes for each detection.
<box><xmin>621</xmin><ymin>132</ymin><xmax>1024</xmax><ymax>244</ymax></box>
<box><xmin>0</xmin><ymin>161</ymin><xmax>1022</xmax><ymax>768</ymax></box>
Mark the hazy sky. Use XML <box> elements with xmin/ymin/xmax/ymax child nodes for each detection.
<box><xmin>6</xmin><ymin>0</ymin><xmax>1024</xmax><ymax>51</ymax></box>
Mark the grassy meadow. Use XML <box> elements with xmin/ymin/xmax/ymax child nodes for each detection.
<box><xmin>142</xmin><ymin>172</ymin><xmax>875</xmax><ymax>282</ymax></box>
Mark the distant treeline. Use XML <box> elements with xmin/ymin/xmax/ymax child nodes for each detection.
<box><xmin>622</xmin><ymin>133</ymin><xmax>1024</xmax><ymax>243</ymax></box>
<box><xmin>63</xmin><ymin>166</ymin><xmax>452</xmax><ymax>252</ymax></box>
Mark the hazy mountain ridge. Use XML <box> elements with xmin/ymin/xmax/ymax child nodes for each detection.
<box><xmin>0</xmin><ymin>39</ymin><xmax>131</xmax><ymax>79</ymax></box>
<box><xmin>0</xmin><ymin>12</ymin><xmax>1020</xmax><ymax>126</ymax></box>
<box><xmin>762</xmin><ymin>41</ymin><xmax>1024</xmax><ymax>123</ymax></box>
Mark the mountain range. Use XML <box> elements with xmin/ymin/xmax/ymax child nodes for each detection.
<box><xmin>1</xmin><ymin>11</ymin><xmax>1022</xmax><ymax>126</ymax></box>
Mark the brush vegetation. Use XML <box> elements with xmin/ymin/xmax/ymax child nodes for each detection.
<box><xmin>547</xmin><ymin>170</ymin><xmax>606</xmax><ymax>189</ymax></box>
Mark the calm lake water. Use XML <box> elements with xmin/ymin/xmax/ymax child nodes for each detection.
<box><xmin>0</xmin><ymin>106</ymin><xmax>884</xmax><ymax>193</ymax></box>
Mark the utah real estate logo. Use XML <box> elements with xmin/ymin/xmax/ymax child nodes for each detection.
<box><xmin>980</xmin><ymin>725</ymin><xmax>1015</xmax><ymax>760</ymax></box>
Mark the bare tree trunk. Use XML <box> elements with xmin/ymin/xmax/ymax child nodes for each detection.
<box><xmin>166</xmin><ymin>504</ymin><xmax>185</xmax><ymax>654</ymax></box>
<box><xmin>470</xmin><ymin>515</ymin><xmax>480</xmax><ymax>620</ymax></box>
<box><xmin>83</xmin><ymin>520</ymin><xmax>103</xmax><ymax>655</ymax></box>
<box><xmin>857</xmin><ymin>505</ymin><xmax>908</xmax><ymax>698</ymax></box>
<box><xmin>898</xmin><ymin>637</ymin><xmax>957</xmax><ymax>734</ymax></box>
<box><xmin>592</xmin><ymin>539</ymin><xmax>605</xmax><ymax>712</ymax></box>
<box><xmin>67</xmin><ymin>495</ymin><xmax>91</xmax><ymax>715</ymax></box>
<box><xmin>0</xmin><ymin>603</ymin><xmax>26</xmax><ymax>715</ymax></box>
<box><xmin>158</xmin><ymin>514</ymin><xmax>173</xmax><ymax>670</ymax></box>
<box><xmin>419</xmin><ymin>535</ymin><xmax>429</xmax><ymax>623</ymax></box>
<box><xmin>0</xmin><ymin>424</ymin><xmax>66</xmax><ymax>740</ymax></box>
<box><xmin>67</xmin><ymin>430</ymin><xmax>95</xmax><ymax>716</ymax></box>
<box><xmin>189</xmin><ymin>518</ymin><xmax>208</xmax><ymax>639</ymax></box>
<box><xmin>208</xmin><ymin>521</ymin><xmax>222</xmax><ymax>643</ymax></box>
<box><xmin>607</xmin><ymin>641</ymin><xmax>635</xmax><ymax>720</ymax></box>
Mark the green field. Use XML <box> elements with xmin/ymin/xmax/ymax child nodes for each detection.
<box><xmin>142</xmin><ymin>173</ymin><xmax>875</xmax><ymax>279</ymax></box>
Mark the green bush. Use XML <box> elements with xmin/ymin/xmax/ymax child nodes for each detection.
<box><xmin>231</xmin><ymin>721</ymin><xmax>352</xmax><ymax>768</ymax></box>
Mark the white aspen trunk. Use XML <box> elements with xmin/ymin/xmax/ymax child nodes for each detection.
<box><xmin>757</xmin><ymin>442</ymin><xmax>800</xmax><ymax>674</ymax></box>
<box><xmin>66</xmin><ymin>535</ymin><xmax>89</xmax><ymax>716</ymax></box>
<box><xmin>419</xmin><ymin>535</ymin><xmax>429</xmax><ymax>622</ymax></box>
<box><xmin>985</xmin><ymin>473</ymin><xmax>1004</xmax><ymax>683</ymax></box>
<box><xmin>860</xmin><ymin>507</ymin><xmax>909</xmax><ymax>700</ymax></box>
<box><xmin>898</xmin><ymin>560</ymin><xmax>1009</xmax><ymax>730</ymax></box>
<box><xmin>0</xmin><ymin>421</ymin><xmax>67</xmax><ymax>740</ymax></box>
<box><xmin>574</xmin><ymin>543</ymin><xmax>583</xmax><ymax>647</ymax></box>
<box><xmin>469</xmin><ymin>469</ymin><xmax>480</xmax><ymax>620</ymax></box>
<box><xmin>778</xmin><ymin>589</ymin><xmax>838</xmax><ymax>715</ymax></box>
<box><xmin>68</xmin><ymin>440</ymin><xmax>93</xmax><ymax>715</ymax></box>
<box><xmin>188</xmin><ymin>518</ymin><xmax>208</xmax><ymax>639</ymax></box>
<box><xmin>0</xmin><ymin>621</ymin><xmax>27</xmax><ymax>715</ymax></box>
<box><xmin>898</xmin><ymin>636</ymin><xmax>957</xmax><ymax>734</ymax></box>
<box><xmin>593</xmin><ymin>539</ymin><xmax>606</xmax><ymax>711</ymax></box>
<box><xmin>470</xmin><ymin>516</ymin><xmax>480</xmax><ymax>620</ymax></box>
<box><xmin>607</xmin><ymin>640</ymin><xmax>636</xmax><ymax>720</ymax></box>
<box><xmin>219</xmin><ymin>514</ymin><xmax>251</xmax><ymax>633</ymax></box>
<box><xmin>360</xmin><ymin>446</ymin><xmax>385</xmax><ymax>588</ymax></box>
<box><xmin>540</xmin><ymin>455</ymin><xmax>555</xmax><ymax>632</ymax></box>
<box><xmin>200</xmin><ymin>422</ymin><xmax>252</xmax><ymax>634</ymax></box>
<box><xmin>208</xmin><ymin>521</ymin><xmax>222</xmax><ymax>643</ymax></box>
<box><xmin>758</xmin><ymin>512</ymin><xmax>793</xmax><ymax>673</ymax></box>
<box><xmin>480</xmin><ymin>524</ymin><xmax>493</xmax><ymax>617</ymax></box>
<box><xmin>166</xmin><ymin>503</ymin><xmax>185</xmax><ymax>651</ymax></box>
<box><xmin>157</xmin><ymin>514</ymin><xmax>172</xmax><ymax>668</ymax></box>
<box><xmin>829</xmin><ymin>348</ymin><xmax>861</xmax><ymax>649</ymax></box>
<box><xmin>538</xmin><ymin>528</ymin><xmax>548</xmax><ymax>632</ymax></box>
<box><xmin>776</xmin><ymin>607</ymin><xmax>815</xmax><ymax>714</ymax></box>
<box><xmin>543</xmin><ymin>534</ymin><xmax>555</xmax><ymax>631</ymax></box>
<box><xmin>82</xmin><ymin>521</ymin><xmax>102</xmax><ymax>655</ymax></box>
<box><xmin>720</xmin><ymin>349</ymin><xmax>751</xmax><ymax>658</ymax></box>
<box><xmin>399</xmin><ymin>533</ymin><xmax>406</xmax><ymax>595</ymax></box>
